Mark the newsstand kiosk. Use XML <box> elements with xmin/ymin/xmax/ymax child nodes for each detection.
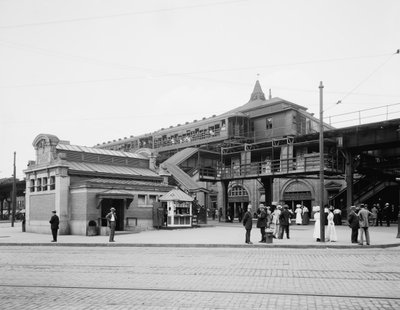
<box><xmin>159</xmin><ymin>189</ymin><xmax>193</xmax><ymax>228</ymax></box>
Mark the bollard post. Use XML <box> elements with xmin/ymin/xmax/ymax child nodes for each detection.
<box><xmin>397</xmin><ymin>212</ymin><xmax>400</xmax><ymax>238</ymax></box>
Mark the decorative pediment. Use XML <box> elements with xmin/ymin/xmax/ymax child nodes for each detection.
<box><xmin>285</xmin><ymin>181</ymin><xmax>310</xmax><ymax>192</ymax></box>
<box><xmin>32</xmin><ymin>134</ymin><xmax>60</xmax><ymax>149</ymax></box>
<box><xmin>32</xmin><ymin>134</ymin><xmax>60</xmax><ymax>165</ymax></box>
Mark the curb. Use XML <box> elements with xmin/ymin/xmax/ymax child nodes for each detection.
<box><xmin>0</xmin><ymin>242</ymin><xmax>399</xmax><ymax>249</ymax></box>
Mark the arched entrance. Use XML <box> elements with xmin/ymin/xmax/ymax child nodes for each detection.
<box><xmin>228</xmin><ymin>185</ymin><xmax>249</xmax><ymax>222</ymax></box>
<box><xmin>282</xmin><ymin>180</ymin><xmax>313</xmax><ymax>212</ymax></box>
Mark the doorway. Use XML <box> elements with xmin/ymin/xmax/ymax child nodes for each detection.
<box><xmin>101</xmin><ymin>198</ymin><xmax>125</xmax><ymax>231</ymax></box>
<box><xmin>228</xmin><ymin>201</ymin><xmax>249</xmax><ymax>222</ymax></box>
<box><xmin>285</xmin><ymin>200</ymin><xmax>312</xmax><ymax>213</ymax></box>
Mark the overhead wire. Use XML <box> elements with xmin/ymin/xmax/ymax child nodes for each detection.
<box><xmin>0</xmin><ymin>40</ymin><xmax>397</xmax><ymax>94</ymax></box>
<box><xmin>0</xmin><ymin>0</ymin><xmax>249</xmax><ymax>30</ymax></box>
<box><xmin>324</xmin><ymin>49</ymin><xmax>399</xmax><ymax>113</ymax></box>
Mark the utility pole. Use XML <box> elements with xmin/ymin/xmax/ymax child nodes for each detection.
<box><xmin>11</xmin><ymin>152</ymin><xmax>17</xmax><ymax>227</ymax></box>
<box><xmin>319</xmin><ymin>82</ymin><xmax>325</xmax><ymax>242</ymax></box>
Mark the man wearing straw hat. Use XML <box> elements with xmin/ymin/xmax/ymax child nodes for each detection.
<box><xmin>106</xmin><ymin>207</ymin><xmax>117</xmax><ymax>242</ymax></box>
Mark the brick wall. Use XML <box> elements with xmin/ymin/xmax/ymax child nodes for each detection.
<box><xmin>29</xmin><ymin>193</ymin><xmax>56</xmax><ymax>220</ymax></box>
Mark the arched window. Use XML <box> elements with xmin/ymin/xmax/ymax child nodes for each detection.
<box><xmin>229</xmin><ymin>185</ymin><xmax>249</xmax><ymax>197</ymax></box>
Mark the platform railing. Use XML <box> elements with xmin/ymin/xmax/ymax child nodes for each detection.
<box><xmin>199</xmin><ymin>153</ymin><xmax>344</xmax><ymax>180</ymax></box>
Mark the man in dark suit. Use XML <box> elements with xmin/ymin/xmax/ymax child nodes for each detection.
<box><xmin>383</xmin><ymin>203</ymin><xmax>391</xmax><ymax>227</ymax></box>
<box><xmin>256</xmin><ymin>204</ymin><xmax>267</xmax><ymax>243</ymax></box>
<box><xmin>242</xmin><ymin>204</ymin><xmax>253</xmax><ymax>244</ymax></box>
<box><xmin>49</xmin><ymin>210</ymin><xmax>59</xmax><ymax>242</ymax></box>
<box><xmin>279</xmin><ymin>205</ymin><xmax>291</xmax><ymax>239</ymax></box>
<box><xmin>347</xmin><ymin>206</ymin><xmax>359</xmax><ymax>243</ymax></box>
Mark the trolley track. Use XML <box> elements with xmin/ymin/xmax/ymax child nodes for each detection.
<box><xmin>1</xmin><ymin>283</ymin><xmax>400</xmax><ymax>301</ymax></box>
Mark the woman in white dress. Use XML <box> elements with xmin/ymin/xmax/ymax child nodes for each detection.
<box><xmin>295</xmin><ymin>204</ymin><xmax>302</xmax><ymax>225</ymax></box>
<box><xmin>312</xmin><ymin>206</ymin><xmax>321</xmax><ymax>242</ymax></box>
<box><xmin>326</xmin><ymin>208</ymin><xmax>337</xmax><ymax>242</ymax></box>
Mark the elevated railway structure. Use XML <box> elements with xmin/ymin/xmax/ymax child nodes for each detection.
<box><xmin>198</xmin><ymin>117</ymin><xmax>400</xmax><ymax>212</ymax></box>
<box><xmin>94</xmin><ymin>83</ymin><xmax>400</xmax><ymax>216</ymax></box>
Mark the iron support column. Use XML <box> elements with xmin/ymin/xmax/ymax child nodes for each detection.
<box><xmin>345</xmin><ymin>151</ymin><xmax>353</xmax><ymax>216</ymax></box>
<box><xmin>261</xmin><ymin>177</ymin><xmax>273</xmax><ymax>207</ymax></box>
<box><xmin>222</xmin><ymin>180</ymin><xmax>229</xmax><ymax>222</ymax></box>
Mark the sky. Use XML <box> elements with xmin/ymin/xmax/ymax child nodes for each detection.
<box><xmin>0</xmin><ymin>0</ymin><xmax>399</xmax><ymax>179</ymax></box>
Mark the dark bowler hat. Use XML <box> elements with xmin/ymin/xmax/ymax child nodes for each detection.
<box><xmin>52</xmin><ymin>210</ymin><xmax>57</xmax><ymax>213</ymax></box>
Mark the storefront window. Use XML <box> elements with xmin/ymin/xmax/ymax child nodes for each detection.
<box><xmin>149</xmin><ymin>195</ymin><xmax>157</xmax><ymax>204</ymax></box>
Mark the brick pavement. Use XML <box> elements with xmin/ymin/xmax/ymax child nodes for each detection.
<box><xmin>0</xmin><ymin>246</ymin><xmax>399</xmax><ymax>309</ymax></box>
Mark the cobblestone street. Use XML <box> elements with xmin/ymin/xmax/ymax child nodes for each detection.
<box><xmin>0</xmin><ymin>246</ymin><xmax>399</xmax><ymax>309</ymax></box>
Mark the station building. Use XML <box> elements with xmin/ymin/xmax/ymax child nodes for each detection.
<box><xmin>24</xmin><ymin>134</ymin><xmax>173</xmax><ymax>235</ymax></box>
<box><xmin>95</xmin><ymin>81</ymin><xmax>347</xmax><ymax>219</ymax></box>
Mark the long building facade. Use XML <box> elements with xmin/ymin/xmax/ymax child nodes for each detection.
<box><xmin>25</xmin><ymin>134</ymin><xmax>173</xmax><ymax>235</ymax></box>
<box><xmin>95</xmin><ymin>81</ymin><xmax>346</xmax><ymax>219</ymax></box>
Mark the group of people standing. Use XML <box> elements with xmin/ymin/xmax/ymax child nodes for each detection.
<box><xmin>369</xmin><ymin>202</ymin><xmax>398</xmax><ymax>227</ymax></box>
<box><xmin>294</xmin><ymin>204</ymin><xmax>311</xmax><ymax>225</ymax></box>
<box><xmin>243</xmin><ymin>203</ymin><xmax>307</xmax><ymax>244</ymax></box>
<box><xmin>48</xmin><ymin>207</ymin><xmax>118</xmax><ymax>243</ymax></box>
<box><xmin>312</xmin><ymin>203</ymin><xmax>381</xmax><ymax>245</ymax></box>
<box><xmin>312</xmin><ymin>206</ymin><xmax>339</xmax><ymax>242</ymax></box>
<box><xmin>348</xmin><ymin>204</ymin><xmax>374</xmax><ymax>246</ymax></box>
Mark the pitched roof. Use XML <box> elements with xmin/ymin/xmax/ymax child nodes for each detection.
<box><xmin>57</xmin><ymin>143</ymin><xmax>146</xmax><ymax>159</ymax></box>
<box><xmin>77</xmin><ymin>178</ymin><xmax>171</xmax><ymax>187</ymax></box>
<box><xmin>159</xmin><ymin>188</ymin><xmax>194</xmax><ymax>202</ymax></box>
<box><xmin>223</xmin><ymin>80</ymin><xmax>308</xmax><ymax>115</ymax></box>
<box><xmin>249</xmin><ymin>80</ymin><xmax>266</xmax><ymax>101</ymax></box>
<box><xmin>67</xmin><ymin>161</ymin><xmax>159</xmax><ymax>178</ymax></box>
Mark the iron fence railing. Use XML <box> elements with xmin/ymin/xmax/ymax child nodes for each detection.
<box><xmin>199</xmin><ymin>153</ymin><xmax>344</xmax><ymax>180</ymax></box>
<box><xmin>326</xmin><ymin>103</ymin><xmax>400</xmax><ymax>128</ymax></box>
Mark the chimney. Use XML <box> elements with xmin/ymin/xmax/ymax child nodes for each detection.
<box><xmin>149</xmin><ymin>153</ymin><xmax>157</xmax><ymax>171</ymax></box>
<box><xmin>158</xmin><ymin>164</ymin><xmax>171</xmax><ymax>185</ymax></box>
<box><xmin>269</xmin><ymin>89</ymin><xmax>272</xmax><ymax>100</ymax></box>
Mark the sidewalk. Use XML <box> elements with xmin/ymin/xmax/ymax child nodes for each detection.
<box><xmin>0</xmin><ymin>220</ymin><xmax>399</xmax><ymax>248</ymax></box>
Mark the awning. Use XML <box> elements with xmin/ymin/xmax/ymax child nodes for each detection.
<box><xmin>96</xmin><ymin>190</ymin><xmax>134</xmax><ymax>209</ymax></box>
<box><xmin>97</xmin><ymin>189</ymin><xmax>134</xmax><ymax>199</ymax></box>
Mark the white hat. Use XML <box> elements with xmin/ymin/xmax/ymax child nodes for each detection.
<box><xmin>313</xmin><ymin>206</ymin><xmax>320</xmax><ymax>212</ymax></box>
